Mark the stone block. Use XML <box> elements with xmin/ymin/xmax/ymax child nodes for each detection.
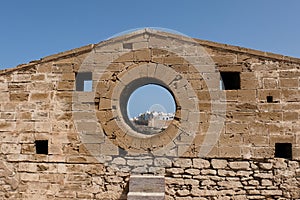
<box><xmin>251</xmin><ymin>147</ymin><xmax>273</xmax><ymax>159</ymax></box>
<box><xmin>129</xmin><ymin>175</ymin><xmax>165</xmax><ymax>192</ymax></box>
<box><xmin>263</xmin><ymin>78</ymin><xmax>278</xmax><ymax>89</ymax></box>
<box><xmin>279</xmin><ymin>78</ymin><xmax>298</xmax><ymax>88</ymax></box>
<box><xmin>225</xmin><ymin>123</ymin><xmax>248</xmax><ymax>134</ymax></box>
<box><xmin>1</xmin><ymin>143</ymin><xmax>21</xmax><ymax>154</ymax></box>
<box><xmin>237</xmin><ymin>90</ymin><xmax>256</xmax><ymax>102</ymax></box>
<box><xmin>100</xmin><ymin>140</ymin><xmax>119</xmax><ymax>156</ymax></box>
<box><xmin>240</xmin><ymin>72</ymin><xmax>258</xmax><ymax>89</ymax></box>
<box><xmin>282</xmin><ymin>89</ymin><xmax>299</xmax><ymax>102</ymax></box>
<box><xmin>166</xmin><ymin>167</ymin><xmax>184</xmax><ymax>174</ymax></box>
<box><xmin>270</xmin><ymin>135</ymin><xmax>294</xmax><ymax>146</ymax></box>
<box><xmin>134</xmin><ymin>49</ymin><xmax>151</xmax><ymax>62</ymax></box>
<box><xmin>217</xmin><ymin>180</ymin><xmax>243</xmax><ymax>188</ymax></box>
<box><xmin>174</xmin><ymin>158</ymin><xmax>192</xmax><ymax>168</ymax></box>
<box><xmin>61</xmin><ymin>72</ymin><xmax>75</xmax><ymax>81</ymax></box>
<box><xmin>30</xmin><ymin>93</ymin><xmax>49</xmax><ymax>101</ymax></box>
<box><xmin>127</xmin><ymin>159</ymin><xmax>153</xmax><ymax>167</ymax></box>
<box><xmin>219</xmin><ymin>146</ymin><xmax>241</xmax><ymax>158</ymax></box>
<box><xmin>9</xmin><ymin>92</ymin><xmax>29</xmax><ymax>101</ymax></box>
<box><xmin>243</xmin><ymin>135</ymin><xmax>269</xmax><ymax>147</ymax></box>
<box><xmin>20</xmin><ymin>173</ymin><xmax>39</xmax><ymax>181</ymax></box>
<box><xmin>283</xmin><ymin>111</ymin><xmax>298</xmax><ymax>121</ymax></box>
<box><xmin>211</xmin><ymin>159</ymin><xmax>228</xmax><ymax>169</ymax></box>
<box><xmin>224</xmin><ymin>90</ymin><xmax>238</xmax><ymax>102</ymax></box>
<box><xmin>229</xmin><ymin>161</ymin><xmax>250</xmax><ymax>170</ymax></box>
<box><xmin>154</xmin><ymin>157</ymin><xmax>172</xmax><ymax>167</ymax></box>
<box><xmin>261</xmin><ymin>190</ymin><xmax>282</xmax><ymax>196</ymax></box>
<box><xmin>259</xmin><ymin>162</ymin><xmax>273</xmax><ymax>170</ymax></box>
<box><xmin>211</xmin><ymin>55</ymin><xmax>237</xmax><ymax>65</ymax></box>
<box><xmin>57</xmin><ymin>81</ymin><xmax>74</xmax><ymax>91</ymax></box>
<box><xmin>219</xmin><ymin>134</ymin><xmax>242</xmax><ymax>147</ymax></box>
<box><xmin>31</xmin><ymin>74</ymin><xmax>45</xmax><ymax>81</ymax></box>
<box><xmin>232</xmin><ymin>112</ymin><xmax>256</xmax><ymax>122</ymax></box>
<box><xmin>193</xmin><ymin>158</ymin><xmax>211</xmax><ymax>169</ymax></box>
<box><xmin>257</xmin><ymin>112</ymin><xmax>282</xmax><ymax>122</ymax></box>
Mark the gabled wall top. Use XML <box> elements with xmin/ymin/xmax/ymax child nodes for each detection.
<box><xmin>1</xmin><ymin>28</ymin><xmax>300</xmax><ymax>75</ymax></box>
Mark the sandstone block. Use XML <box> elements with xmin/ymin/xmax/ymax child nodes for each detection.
<box><xmin>30</xmin><ymin>93</ymin><xmax>49</xmax><ymax>101</ymax></box>
<box><xmin>211</xmin><ymin>159</ymin><xmax>228</xmax><ymax>169</ymax></box>
<box><xmin>9</xmin><ymin>92</ymin><xmax>29</xmax><ymax>101</ymax></box>
<box><xmin>166</xmin><ymin>168</ymin><xmax>184</xmax><ymax>174</ymax></box>
<box><xmin>193</xmin><ymin>158</ymin><xmax>210</xmax><ymax>169</ymax></box>
<box><xmin>218</xmin><ymin>169</ymin><xmax>236</xmax><ymax>177</ymax></box>
<box><xmin>134</xmin><ymin>49</ymin><xmax>151</xmax><ymax>61</ymax></box>
<box><xmin>129</xmin><ymin>175</ymin><xmax>165</xmax><ymax>193</ymax></box>
<box><xmin>185</xmin><ymin>168</ymin><xmax>200</xmax><ymax>175</ymax></box>
<box><xmin>127</xmin><ymin>159</ymin><xmax>153</xmax><ymax>167</ymax></box>
<box><xmin>154</xmin><ymin>158</ymin><xmax>172</xmax><ymax>167</ymax></box>
<box><xmin>238</xmin><ymin>90</ymin><xmax>256</xmax><ymax>102</ymax></box>
<box><xmin>57</xmin><ymin>81</ymin><xmax>74</xmax><ymax>91</ymax></box>
<box><xmin>174</xmin><ymin>158</ymin><xmax>192</xmax><ymax>168</ymax></box>
<box><xmin>279</xmin><ymin>78</ymin><xmax>298</xmax><ymax>88</ymax></box>
<box><xmin>217</xmin><ymin>180</ymin><xmax>243</xmax><ymax>188</ymax></box>
<box><xmin>261</xmin><ymin>190</ymin><xmax>282</xmax><ymax>196</ymax></box>
<box><xmin>259</xmin><ymin>163</ymin><xmax>273</xmax><ymax>170</ymax></box>
<box><xmin>219</xmin><ymin>146</ymin><xmax>241</xmax><ymax>158</ymax></box>
<box><xmin>229</xmin><ymin>161</ymin><xmax>250</xmax><ymax>170</ymax></box>
<box><xmin>261</xmin><ymin>179</ymin><xmax>272</xmax><ymax>186</ymax></box>
<box><xmin>263</xmin><ymin>78</ymin><xmax>278</xmax><ymax>89</ymax></box>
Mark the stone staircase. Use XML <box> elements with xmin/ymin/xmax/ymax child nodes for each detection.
<box><xmin>127</xmin><ymin>175</ymin><xmax>165</xmax><ymax>200</ymax></box>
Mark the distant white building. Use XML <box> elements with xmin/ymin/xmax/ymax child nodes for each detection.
<box><xmin>132</xmin><ymin>111</ymin><xmax>174</xmax><ymax>128</ymax></box>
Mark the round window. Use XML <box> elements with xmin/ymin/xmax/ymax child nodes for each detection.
<box><xmin>120</xmin><ymin>78</ymin><xmax>176</xmax><ymax>135</ymax></box>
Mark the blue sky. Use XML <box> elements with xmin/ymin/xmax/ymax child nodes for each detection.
<box><xmin>1</xmin><ymin>0</ymin><xmax>300</xmax><ymax>117</ymax></box>
<box><xmin>127</xmin><ymin>84</ymin><xmax>176</xmax><ymax>118</ymax></box>
<box><xmin>1</xmin><ymin>0</ymin><xmax>300</xmax><ymax>69</ymax></box>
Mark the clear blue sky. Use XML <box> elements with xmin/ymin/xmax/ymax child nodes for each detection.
<box><xmin>1</xmin><ymin>0</ymin><xmax>300</xmax><ymax>69</ymax></box>
<box><xmin>128</xmin><ymin>84</ymin><xmax>176</xmax><ymax>118</ymax></box>
<box><xmin>1</xmin><ymin>0</ymin><xmax>300</xmax><ymax>117</ymax></box>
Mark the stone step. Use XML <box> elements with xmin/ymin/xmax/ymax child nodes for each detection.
<box><xmin>127</xmin><ymin>175</ymin><xmax>165</xmax><ymax>200</ymax></box>
<box><xmin>127</xmin><ymin>192</ymin><xmax>164</xmax><ymax>200</ymax></box>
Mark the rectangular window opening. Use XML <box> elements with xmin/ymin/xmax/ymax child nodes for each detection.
<box><xmin>76</xmin><ymin>72</ymin><xmax>93</xmax><ymax>91</ymax></box>
<box><xmin>35</xmin><ymin>140</ymin><xmax>48</xmax><ymax>155</ymax></box>
<box><xmin>267</xmin><ymin>95</ymin><xmax>273</xmax><ymax>103</ymax></box>
<box><xmin>123</xmin><ymin>43</ymin><xmax>133</xmax><ymax>49</ymax></box>
<box><xmin>275</xmin><ymin>143</ymin><xmax>292</xmax><ymax>159</ymax></box>
<box><xmin>220</xmin><ymin>72</ymin><xmax>240</xmax><ymax>90</ymax></box>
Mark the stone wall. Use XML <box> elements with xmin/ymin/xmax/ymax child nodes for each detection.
<box><xmin>165</xmin><ymin>158</ymin><xmax>299</xmax><ymax>199</ymax></box>
<box><xmin>0</xmin><ymin>157</ymin><xmax>299</xmax><ymax>199</ymax></box>
<box><xmin>0</xmin><ymin>29</ymin><xmax>299</xmax><ymax>199</ymax></box>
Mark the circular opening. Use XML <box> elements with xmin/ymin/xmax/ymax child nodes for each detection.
<box><xmin>120</xmin><ymin>78</ymin><xmax>176</xmax><ymax>135</ymax></box>
<box><xmin>128</xmin><ymin>84</ymin><xmax>176</xmax><ymax>135</ymax></box>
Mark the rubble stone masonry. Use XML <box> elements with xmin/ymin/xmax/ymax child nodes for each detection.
<box><xmin>0</xmin><ymin>29</ymin><xmax>299</xmax><ymax>199</ymax></box>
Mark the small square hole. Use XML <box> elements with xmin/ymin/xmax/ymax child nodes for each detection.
<box><xmin>220</xmin><ymin>72</ymin><xmax>240</xmax><ymax>90</ymax></box>
<box><xmin>267</xmin><ymin>96</ymin><xmax>273</xmax><ymax>103</ymax></box>
<box><xmin>35</xmin><ymin>140</ymin><xmax>48</xmax><ymax>155</ymax></box>
<box><xmin>76</xmin><ymin>72</ymin><xmax>92</xmax><ymax>91</ymax></box>
<box><xmin>275</xmin><ymin>143</ymin><xmax>292</xmax><ymax>159</ymax></box>
<box><xmin>123</xmin><ymin>43</ymin><xmax>133</xmax><ymax>49</ymax></box>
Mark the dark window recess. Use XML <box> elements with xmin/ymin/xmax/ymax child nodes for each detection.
<box><xmin>275</xmin><ymin>143</ymin><xmax>292</xmax><ymax>159</ymax></box>
<box><xmin>220</xmin><ymin>72</ymin><xmax>240</xmax><ymax>90</ymax></box>
<box><xmin>35</xmin><ymin>140</ymin><xmax>48</xmax><ymax>155</ymax></box>
<box><xmin>76</xmin><ymin>72</ymin><xmax>92</xmax><ymax>91</ymax></box>
<box><xmin>267</xmin><ymin>95</ymin><xmax>273</xmax><ymax>103</ymax></box>
<box><xmin>123</xmin><ymin>43</ymin><xmax>133</xmax><ymax>49</ymax></box>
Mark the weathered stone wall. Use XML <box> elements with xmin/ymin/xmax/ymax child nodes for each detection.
<box><xmin>165</xmin><ymin>158</ymin><xmax>299</xmax><ymax>199</ymax></box>
<box><xmin>0</xmin><ymin>158</ymin><xmax>298</xmax><ymax>199</ymax></box>
<box><xmin>0</xmin><ymin>30</ymin><xmax>299</xmax><ymax>199</ymax></box>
